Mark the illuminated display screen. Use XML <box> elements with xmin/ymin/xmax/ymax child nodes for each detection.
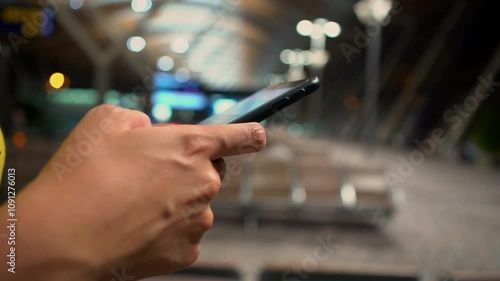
<box><xmin>153</xmin><ymin>72</ymin><xmax>200</xmax><ymax>90</ymax></box>
<box><xmin>152</xmin><ymin>90</ymin><xmax>208</xmax><ymax>111</ymax></box>
<box><xmin>0</xmin><ymin>6</ymin><xmax>54</xmax><ymax>37</ymax></box>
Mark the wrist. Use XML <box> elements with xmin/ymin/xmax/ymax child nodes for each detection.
<box><xmin>0</xmin><ymin>179</ymin><xmax>102</xmax><ymax>281</ymax></box>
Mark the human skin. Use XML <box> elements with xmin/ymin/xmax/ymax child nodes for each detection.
<box><xmin>0</xmin><ymin>105</ymin><xmax>266</xmax><ymax>281</ymax></box>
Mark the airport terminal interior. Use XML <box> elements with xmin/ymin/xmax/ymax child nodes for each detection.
<box><xmin>0</xmin><ymin>0</ymin><xmax>499</xmax><ymax>280</ymax></box>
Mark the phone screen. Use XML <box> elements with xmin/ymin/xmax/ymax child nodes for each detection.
<box><xmin>200</xmin><ymin>86</ymin><xmax>294</xmax><ymax>125</ymax></box>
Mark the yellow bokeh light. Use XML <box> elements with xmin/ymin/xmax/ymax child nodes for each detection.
<box><xmin>49</xmin><ymin>72</ymin><xmax>65</xmax><ymax>89</ymax></box>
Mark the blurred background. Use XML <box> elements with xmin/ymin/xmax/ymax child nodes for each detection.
<box><xmin>0</xmin><ymin>0</ymin><xmax>499</xmax><ymax>280</ymax></box>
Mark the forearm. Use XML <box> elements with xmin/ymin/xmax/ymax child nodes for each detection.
<box><xmin>0</xmin><ymin>181</ymin><xmax>99</xmax><ymax>281</ymax></box>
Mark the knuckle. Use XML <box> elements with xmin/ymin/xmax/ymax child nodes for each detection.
<box><xmin>199</xmin><ymin>209</ymin><xmax>214</xmax><ymax>231</ymax></box>
<box><xmin>129</xmin><ymin>110</ymin><xmax>152</xmax><ymax>128</ymax></box>
<box><xmin>87</xmin><ymin>104</ymin><xmax>118</xmax><ymax>118</ymax></box>
<box><xmin>184</xmin><ymin>133</ymin><xmax>210</xmax><ymax>156</ymax></box>
<box><xmin>203</xmin><ymin>171</ymin><xmax>222</xmax><ymax>199</ymax></box>
<box><xmin>86</xmin><ymin>105</ymin><xmax>152</xmax><ymax>129</ymax></box>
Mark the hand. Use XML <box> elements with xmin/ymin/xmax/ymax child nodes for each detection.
<box><xmin>0</xmin><ymin>105</ymin><xmax>266</xmax><ymax>281</ymax></box>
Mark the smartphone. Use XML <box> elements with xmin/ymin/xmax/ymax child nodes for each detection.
<box><xmin>199</xmin><ymin>77</ymin><xmax>320</xmax><ymax>125</ymax></box>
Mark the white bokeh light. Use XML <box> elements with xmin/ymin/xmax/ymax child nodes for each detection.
<box><xmin>175</xmin><ymin>68</ymin><xmax>191</xmax><ymax>82</ymax></box>
<box><xmin>131</xmin><ymin>0</ymin><xmax>152</xmax><ymax>12</ymax></box>
<box><xmin>340</xmin><ymin>182</ymin><xmax>357</xmax><ymax>209</ymax></box>
<box><xmin>170</xmin><ymin>38</ymin><xmax>190</xmax><ymax>54</ymax></box>
<box><xmin>157</xmin><ymin>56</ymin><xmax>175</xmax><ymax>72</ymax></box>
<box><xmin>310</xmin><ymin>50</ymin><xmax>329</xmax><ymax>67</ymax></box>
<box><xmin>311</xmin><ymin>23</ymin><xmax>324</xmax><ymax>40</ymax></box>
<box><xmin>302</xmin><ymin>50</ymin><xmax>313</xmax><ymax>65</ymax></box>
<box><xmin>280</xmin><ymin>49</ymin><xmax>294</xmax><ymax>64</ymax></box>
<box><xmin>152</xmin><ymin>104</ymin><xmax>172</xmax><ymax>123</ymax></box>
<box><xmin>371</xmin><ymin>0</ymin><xmax>393</xmax><ymax>23</ymax></box>
<box><xmin>127</xmin><ymin>36</ymin><xmax>146</xmax><ymax>52</ymax></box>
<box><xmin>354</xmin><ymin>0</ymin><xmax>393</xmax><ymax>25</ymax></box>
<box><xmin>296</xmin><ymin>20</ymin><xmax>313</xmax><ymax>36</ymax></box>
<box><xmin>213</xmin><ymin>99</ymin><xmax>237</xmax><ymax>114</ymax></box>
<box><xmin>324</xmin><ymin>21</ymin><xmax>342</xmax><ymax>38</ymax></box>
<box><xmin>69</xmin><ymin>0</ymin><xmax>85</xmax><ymax>10</ymax></box>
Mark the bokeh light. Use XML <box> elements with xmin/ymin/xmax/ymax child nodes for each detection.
<box><xmin>343</xmin><ymin>94</ymin><xmax>360</xmax><ymax>111</ymax></box>
<box><xmin>296</xmin><ymin>20</ymin><xmax>313</xmax><ymax>36</ymax></box>
<box><xmin>280</xmin><ymin>49</ymin><xmax>295</xmax><ymax>64</ymax></box>
<box><xmin>127</xmin><ymin>36</ymin><xmax>146</xmax><ymax>52</ymax></box>
<box><xmin>175</xmin><ymin>68</ymin><xmax>191</xmax><ymax>82</ymax></box>
<box><xmin>324</xmin><ymin>21</ymin><xmax>342</xmax><ymax>38</ymax></box>
<box><xmin>12</xmin><ymin>131</ymin><xmax>27</xmax><ymax>148</ymax></box>
<box><xmin>131</xmin><ymin>0</ymin><xmax>152</xmax><ymax>12</ymax></box>
<box><xmin>69</xmin><ymin>0</ymin><xmax>85</xmax><ymax>10</ymax></box>
<box><xmin>157</xmin><ymin>56</ymin><xmax>175</xmax><ymax>72</ymax></box>
<box><xmin>49</xmin><ymin>72</ymin><xmax>65</xmax><ymax>89</ymax></box>
<box><xmin>340</xmin><ymin>182</ymin><xmax>357</xmax><ymax>209</ymax></box>
<box><xmin>152</xmin><ymin>104</ymin><xmax>172</xmax><ymax>123</ymax></box>
<box><xmin>310</xmin><ymin>50</ymin><xmax>329</xmax><ymax>66</ymax></box>
<box><xmin>213</xmin><ymin>98</ymin><xmax>237</xmax><ymax>114</ymax></box>
<box><xmin>170</xmin><ymin>38</ymin><xmax>190</xmax><ymax>54</ymax></box>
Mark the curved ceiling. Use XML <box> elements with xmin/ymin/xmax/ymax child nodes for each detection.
<box><xmin>79</xmin><ymin>0</ymin><xmax>289</xmax><ymax>90</ymax></box>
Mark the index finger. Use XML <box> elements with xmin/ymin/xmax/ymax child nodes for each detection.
<box><xmin>183</xmin><ymin>123</ymin><xmax>267</xmax><ymax>160</ymax></box>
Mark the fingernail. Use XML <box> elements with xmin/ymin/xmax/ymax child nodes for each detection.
<box><xmin>251</xmin><ymin>126</ymin><xmax>266</xmax><ymax>148</ymax></box>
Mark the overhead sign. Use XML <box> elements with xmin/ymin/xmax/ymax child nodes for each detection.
<box><xmin>0</xmin><ymin>6</ymin><xmax>54</xmax><ymax>37</ymax></box>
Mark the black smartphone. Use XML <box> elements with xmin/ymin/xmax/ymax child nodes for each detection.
<box><xmin>199</xmin><ymin>77</ymin><xmax>320</xmax><ymax>125</ymax></box>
